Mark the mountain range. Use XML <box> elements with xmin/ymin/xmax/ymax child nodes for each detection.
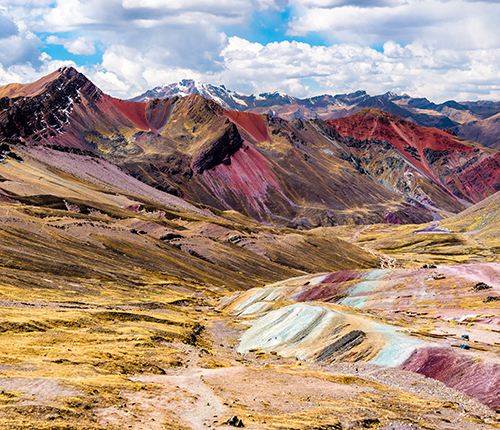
<box><xmin>3</xmin><ymin>67</ymin><xmax>500</xmax><ymax>228</ymax></box>
<box><xmin>1</xmin><ymin>67</ymin><xmax>500</xmax><ymax>428</ymax></box>
<box><xmin>131</xmin><ymin>79</ymin><xmax>500</xmax><ymax>149</ymax></box>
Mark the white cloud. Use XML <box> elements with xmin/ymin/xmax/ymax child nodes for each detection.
<box><xmin>46</xmin><ymin>35</ymin><xmax>95</xmax><ymax>56</ymax></box>
<box><xmin>0</xmin><ymin>31</ymin><xmax>42</xmax><ymax>68</ymax></box>
<box><xmin>0</xmin><ymin>12</ymin><xmax>18</xmax><ymax>38</ymax></box>
<box><xmin>294</xmin><ymin>0</ymin><xmax>394</xmax><ymax>5</ymax></box>
<box><xmin>215</xmin><ymin>37</ymin><xmax>500</xmax><ymax>102</ymax></box>
<box><xmin>0</xmin><ymin>0</ymin><xmax>499</xmax><ymax>104</ymax></box>
<box><xmin>40</xmin><ymin>0</ymin><xmax>287</xmax><ymax>32</ymax></box>
<box><xmin>90</xmin><ymin>70</ymin><xmax>131</xmax><ymax>94</ymax></box>
<box><xmin>74</xmin><ymin>32</ymin><xmax>500</xmax><ymax>103</ymax></box>
<box><xmin>0</xmin><ymin>53</ymin><xmax>77</xmax><ymax>87</ymax></box>
<box><xmin>120</xmin><ymin>0</ymin><xmax>284</xmax><ymax>13</ymax></box>
<box><xmin>288</xmin><ymin>0</ymin><xmax>500</xmax><ymax>49</ymax></box>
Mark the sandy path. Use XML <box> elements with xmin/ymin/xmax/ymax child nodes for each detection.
<box><xmin>133</xmin><ymin>369</ymin><xmax>236</xmax><ymax>429</ymax></box>
<box><xmin>350</xmin><ymin>225</ymin><xmax>370</xmax><ymax>242</ymax></box>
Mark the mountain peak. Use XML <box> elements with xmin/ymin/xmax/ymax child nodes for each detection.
<box><xmin>355</xmin><ymin>107</ymin><xmax>404</xmax><ymax>122</ymax></box>
<box><xmin>381</xmin><ymin>91</ymin><xmax>399</xmax><ymax>99</ymax></box>
<box><xmin>0</xmin><ymin>66</ymin><xmax>94</xmax><ymax>100</ymax></box>
<box><xmin>130</xmin><ymin>79</ymin><xmax>234</xmax><ymax>108</ymax></box>
<box><xmin>0</xmin><ymin>66</ymin><xmax>101</xmax><ymax>141</ymax></box>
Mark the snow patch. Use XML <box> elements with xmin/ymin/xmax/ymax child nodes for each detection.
<box><xmin>230</xmin><ymin>94</ymin><xmax>248</xmax><ymax>107</ymax></box>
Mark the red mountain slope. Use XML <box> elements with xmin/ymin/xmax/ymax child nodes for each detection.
<box><xmin>327</xmin><ymin>109</ymin><xmax>500</xmax><ymax>205</ymax></box>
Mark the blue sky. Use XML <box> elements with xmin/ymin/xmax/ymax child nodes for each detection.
<box><xmin>0</xmin><ymin>0</ymin><xmax>499</xmax><ymax>102</ymax></box>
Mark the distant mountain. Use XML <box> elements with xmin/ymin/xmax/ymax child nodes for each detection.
<box><xmin>130</xmin><ymin>79</ymin><xmax>371</xmax><ymax>120</ymax></box>
<box><xmin>129</xmin><ymin>79</ymin><xmax>245</xmax><ymax>110</ymax></box>
<box><xmin>131</xmin><ymin>80</ymin><xmax>500</xmax><ymax>129</ymax></box>
<box><xmin>453</xmin><ymin>111</ymin><xmax>500</xmax><ymax>150</ymax></box>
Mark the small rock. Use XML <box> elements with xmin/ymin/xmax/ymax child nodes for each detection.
<box><xmin>472</xmin><ymin>282</ymin><xmax>491</xmax><ymax>292</ymax></box>
<box><xmin>357</xmin><ymin>418</ymin><xmax>380</xmax><ymax>428</ymax></box>
<box><xmin>226</xmin><ymin>415</ymin><xmax>244</xmax><ymax>427</ymax></box>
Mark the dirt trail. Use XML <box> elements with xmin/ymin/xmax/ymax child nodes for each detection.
<box><xmin>347</xmin><ymin>225</ymin><xmax>398</xmax><ymax>269</ymax></box>
<box><xmin>349</xmin><ymin>225</ymin><xmax>370</xmax><ymax>243</ymax></box>
<box><xmin>362</xmin><ymin>246</ymin><xmax>397</xmax><ymax>269</ymax></box>
<box><xmin>95</xmin><ymin>365</ymin><xmax>243</xmax><ymax>429</ymax></box>
<box><xmin>133</xmin><ymin>369</ymin><xmax>236</xmax><ymax>429</ymax></box>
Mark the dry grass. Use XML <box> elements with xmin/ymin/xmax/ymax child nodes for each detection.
<box><xmin>325</xmin><ymin>223</ymin><xmax>499</xmax><ymax>267</ymax></box>
<box><xmin>0</xmin><ymin>304</ymin><xmax>204</xmax><ymax>429</ymax></box>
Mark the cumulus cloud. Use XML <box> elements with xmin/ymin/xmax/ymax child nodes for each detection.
<box><xmin>40</xmin><ymin>0</ymin><xmax>287</xmax><ymax>32</ymax></box>
<box><xmin>0</xmin><ymin>52</ymin><xmax>77</xmax><ymax>87</ymax></box>
<box><xmin>0</xmin><ymin>32</ymin><xmax>42</xmax><ymax>68</ymax></box>
<box><xmin>293</xmin><ymin>0</ymin><xmax>395</xmax><ymax>6</ymax></box>
<box><xmin>288</xmin><ymin>0</ymin><xmax>500</xmax><ymax>49</ymax></box>
<box><xmin>46</xmin><ymin>35</ymin><xmax>95</xmax><ymax>55</ymax></box>
<box><xmin>0</xmin><ymin>0</ymin><xmax>499</xmax><ymax>104</ymax></box>
<box><xmin>0</xmin><ymin>12</ymin><xmax>18</xmax><ymax>39</ymax></box>
<box><xmin>216</xmin><ymin>37</ymin><xmax>500</xmax><ymax>102</ymax></box>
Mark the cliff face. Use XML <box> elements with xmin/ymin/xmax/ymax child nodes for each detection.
<box><xmin>191</xmin><ymin>122</ymin><xmax>243</xmax><ymax>174</ymax></box>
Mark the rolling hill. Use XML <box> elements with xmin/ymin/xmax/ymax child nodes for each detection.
<box><xmin>2</xmin><ymin>68</ymin><xmax>500</xmax><ymax>429</ymax></box>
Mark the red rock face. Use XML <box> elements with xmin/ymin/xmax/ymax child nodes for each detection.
<box><xmin>223</xmin><ymin>110</ymin><xmax>270</xmax><ymax>143</ymax></box>
<box><xmin>327</xmin><ymin>109</ymin><xmax>500</xmax><ymax>204</ymax></box>
<box><xmin>104</xmin><ymin>96</ymin><xmax>151</xmax><ymax>131</ymax></box>
<box><xmin>201</xmin><ymin>143</ymin><xmax>289</xmax><ymax>220</ymax></box>
<box><xmin>402</xmin><ymin>347</ymin><xmax>500</xmax><ymax>409</ymax></box>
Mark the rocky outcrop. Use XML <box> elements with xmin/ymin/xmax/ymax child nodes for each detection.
<box><xmin>191</xmin><ymin>122</ymin><xmax>243</xmax><ymax>174</ymax></box>
<box><xmin>0</xmin><ymin>67</ymin><xmax>101</xmax><ymax>142</ymax></box>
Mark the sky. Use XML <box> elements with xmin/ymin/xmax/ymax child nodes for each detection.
<box><xmin>0</xmin><ymin>0</ymin><xmax>499</xmax><ymax>102</ymax></box>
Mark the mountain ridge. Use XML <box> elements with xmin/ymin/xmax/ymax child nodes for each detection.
<box><xmin>2</xmin><ymin>67</ymin><xmax>500</xmax><ymax>228</ymax></box>
<box><xmin>129</xmin><ymin>78</ymin><xmax>500</xmax><ymax>130</ymax></box>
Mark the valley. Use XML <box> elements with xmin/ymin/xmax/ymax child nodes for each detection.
<box><xmin>0</xmin><ymin>68</ymin><xmax>499</xmax><ymax>429</ymax></box>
